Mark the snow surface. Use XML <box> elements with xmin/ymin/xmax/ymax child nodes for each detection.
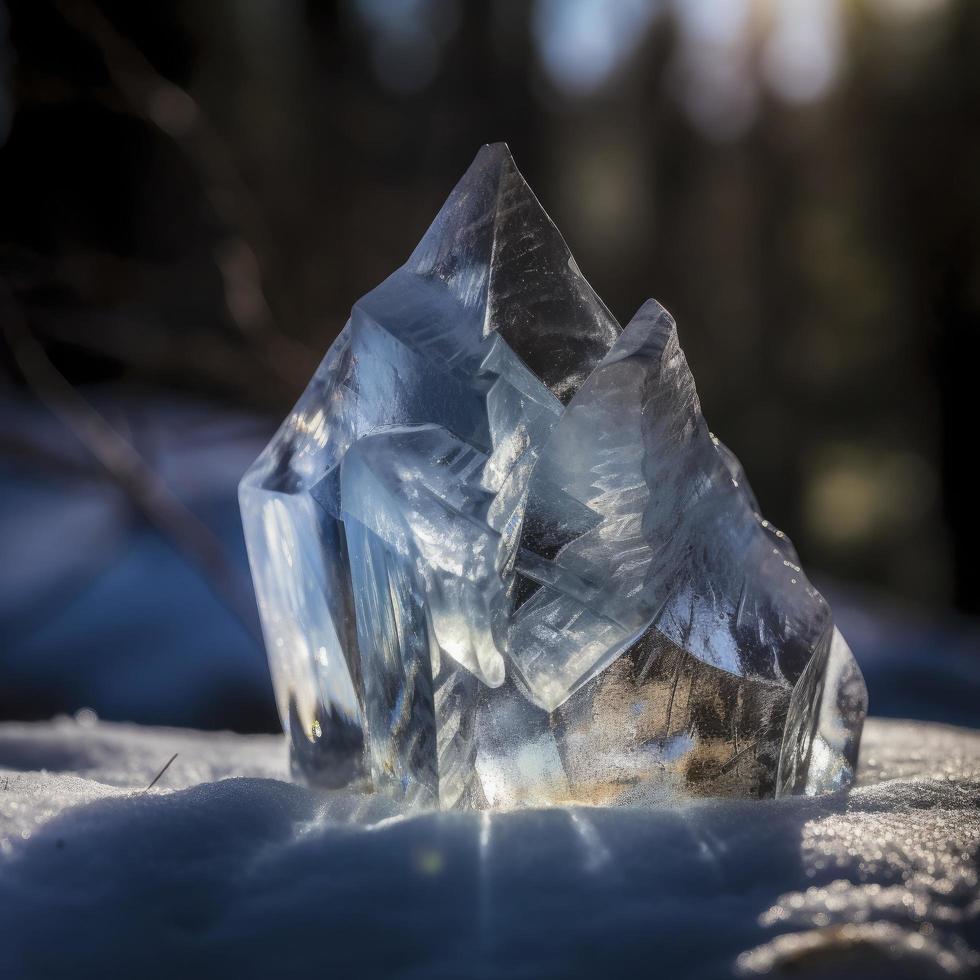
<box><xmin>0</xmin><ymin>716</ymin><xmax>977</xmax><ymax>979</ymax></box>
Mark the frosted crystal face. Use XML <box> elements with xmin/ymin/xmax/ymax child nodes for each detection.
<box><xmin>240</xmin><ymin>143</ymin><xmax>867</xmax><ymax>806</ymax></box>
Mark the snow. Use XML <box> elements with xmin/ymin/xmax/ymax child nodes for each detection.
<box><xmin>1</xmin><ymin>716</ymin><xmax>977</xmax><ymax>978</ymax></box>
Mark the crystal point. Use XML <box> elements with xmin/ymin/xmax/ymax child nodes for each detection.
<box><xmin>240</xmin><ymin>144</ymin><xmax>866</xmax><ymax>806</ymax></box>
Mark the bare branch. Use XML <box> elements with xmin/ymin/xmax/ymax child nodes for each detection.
<box><xmin>2</xmin><ymin>283</ymin><xmax>263</xmax><ymax>647</ymax></box>
<box><xmin>54</xmin><ymin>0</ymin><xmax>315</xmax><ymax>390</ymax></box>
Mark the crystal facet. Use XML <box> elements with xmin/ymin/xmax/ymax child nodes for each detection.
<box><xmin>240</xmin><ymin>143</ymin><xmax>867</xmax><ymax>806</ymax></box>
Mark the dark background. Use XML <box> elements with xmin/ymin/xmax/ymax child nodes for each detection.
<box><xmin>1</xmin><ymin>0</ymin><xmax>978</xmax><ymax>732</ymax></box>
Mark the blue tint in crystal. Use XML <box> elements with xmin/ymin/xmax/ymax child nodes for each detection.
<box><xmin>240</xmin><ymin>144</ymin><xmax>866</xmax><ymax>806</ymax></box>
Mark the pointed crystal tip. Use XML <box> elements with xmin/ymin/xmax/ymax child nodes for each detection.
<box><xmin>409</xmin><ymin>141</ymin><xmax>620</xmax><ymax>402</ymax></box>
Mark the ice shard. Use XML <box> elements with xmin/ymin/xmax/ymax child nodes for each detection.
<box><xmin>240</xmin><ymin>143</ymin><xmax>866</xmax><ymax>806</ymax></box>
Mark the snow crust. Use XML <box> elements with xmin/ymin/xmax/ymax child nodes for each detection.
<box><xmin>0</xmin><ymin>716</ymin><xmax>977</xmax><ymax>979</ymax></box>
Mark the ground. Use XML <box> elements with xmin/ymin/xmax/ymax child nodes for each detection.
<box><xmin>0</xmin><ymin>716</ymin><xmax>977</xmax><ymax>979</ymax></box>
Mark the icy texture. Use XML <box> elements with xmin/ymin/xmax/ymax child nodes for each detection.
<box><xmin>240</xmin><ymin>143</ymin><xmax>866</xmax><ymax>806</ymax></box>
<box><xmin>1</xmin><ymin>717</ymin><xmax>977</xmax><ymax>979</ymax></box>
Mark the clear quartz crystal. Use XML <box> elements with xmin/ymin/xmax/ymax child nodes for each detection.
<box><xmin>240</xmin><ymin>143</ymin><xmax>866</xmax><ymax>806</ymax></box>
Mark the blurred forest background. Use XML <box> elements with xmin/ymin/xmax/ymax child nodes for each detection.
<box><xmin>1</xmin><ymin>0</ymin><xmax>978</xmax><ymax>732</ymax></box>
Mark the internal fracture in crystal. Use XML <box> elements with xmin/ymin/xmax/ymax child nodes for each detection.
<box><xmin>240</xmin><ymin>143</ymin><xmax>867</xmax><ymax>807</ymax></box>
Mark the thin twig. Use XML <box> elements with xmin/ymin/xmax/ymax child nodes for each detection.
<box><xmin>1</xmin><ymin>284</ymin><xmax>262</xmax><ymax>645</ymax></box>
<box><xmin>54</xmin><ymin>0</ymin><xmax>315</xmax><ymax>389</ymax></box>
<box><xmin>25</xmin><ymin>298</ymin><xmax>282</xmax><ymax>407</ymax></box>
<box><xmin>144</xmin><ymin>752</ymin><xmax>178</xmax><ymax>792</ymax></box>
